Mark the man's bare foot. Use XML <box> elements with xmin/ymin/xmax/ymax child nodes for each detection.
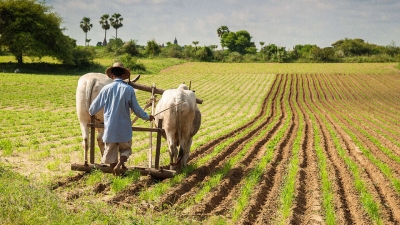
<box><xmin>113</xmin><ymin>156</ymin><xmax>127</xmax><ymax>176</ymax></box>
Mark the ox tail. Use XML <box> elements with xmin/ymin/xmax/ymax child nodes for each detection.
<box><xmin>176</xmin><ymin>91</ymin><xmax>183</xmax><ymax>164</ymax></box>
<box><xmin>85</xmin><ymin>78</ymin><xmax>96</xmax><ymax>111</ymax></box>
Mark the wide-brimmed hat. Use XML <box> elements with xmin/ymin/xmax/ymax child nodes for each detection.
<box><xmin>105</xmin><ymin>62</ymin><xmax>131</xmax><ymax>80</ymax></box>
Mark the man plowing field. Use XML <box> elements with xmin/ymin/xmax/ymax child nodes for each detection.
<box><xmin>89</xmin><ymin>62</ymin><xmax>155</xmax><ymax>175</ymax></box>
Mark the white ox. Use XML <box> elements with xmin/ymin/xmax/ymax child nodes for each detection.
<box><xmin>76</xmin><ymin>73</ymin><xmax>142</xmax><ymax>164</ymax></box>
<box><xmin>76</xmin><ymin>73</ymin><xmax>112</xmax><ymax>164</ymax></box>
<box><xmin>155</xmin><ymin>83</ymin><xmax>201</xmax><ymax>170</ymax></box>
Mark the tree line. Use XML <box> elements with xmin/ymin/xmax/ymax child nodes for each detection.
<box><xmin>1</xmin><ymin>0</ymin><xmax>400</xmax><ymax>68</ymax></box>
<box><xmin>114</xmin><ymin>27</ymin><xmax>400</xmax><ymax>64</ymax></box>
<box><xmin>80</xmin><ymin>13</ymin><xmax>123</xmax><ymax>46</ymax></box>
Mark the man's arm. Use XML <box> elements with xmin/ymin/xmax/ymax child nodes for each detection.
<box><xmin>129</xmin><ymin>89</ymin><xmax>150</xmax><ymax>120</ymax></box>
<box><xmin>89</xmin><ymin>91</ymin><xmax>105</xmax><ymax>116</ymax></box>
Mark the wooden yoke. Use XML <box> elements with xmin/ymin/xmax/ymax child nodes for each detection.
<box><xmin>129</xmin><ymin>82</ymin><xmax>203</xmax><ymax>104</ymax></box>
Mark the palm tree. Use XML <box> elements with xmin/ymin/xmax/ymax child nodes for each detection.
<box><xmin>210</xmin><ymin>45</ymin><xmax>218</xmax><ymax>51</ymax></box>
<box><xmin>260</xmin><ymin>42</ymin><xmax>265</xmax><ymax>60</ymax></box>
<box><xmin>80</xmin><ymin>17</ymin><xmax>93</xmax><ymax>46</ymax></box>
<box><xmin>99</xmin><ymin>14</ymin><xmax>110</xmax><ymax>46</ymax></box>
<box><xmin>217</xmin><ymin>25</ymin><xmax>229</xmax><ymax>37</ymax></box>
<box><xmin>217</xmin><ymin>26</ymin><xmax>229</xmax><ymax>50</ymax></box>
<box><xmin>110</xmin><ymin>13</ymin><xmax>123</xmax><ymax>40</ymax></box>
<box><xmin>192</xmin><ymin>41</ymin><xmax>199</xmax><ymax>50</ymax></box>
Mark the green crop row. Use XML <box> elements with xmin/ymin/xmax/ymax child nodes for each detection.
<box><xmin>312</xmin><ymin>75</ymin><xmax>383</xmax><ymax>224</ymax></box>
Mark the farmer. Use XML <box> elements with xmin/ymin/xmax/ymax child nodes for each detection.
<box><xmin>89</xmin><ymin>62</ymin><xmax>154</xmax><ymax>175</ymax></box>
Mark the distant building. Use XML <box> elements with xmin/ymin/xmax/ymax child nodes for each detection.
<box><xmin>174</xmin><ymin>37</ymin><xmax>178</xmax><ymax>45</ymax></box>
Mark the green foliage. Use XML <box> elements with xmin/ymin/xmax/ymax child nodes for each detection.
<box><xmin>145</xmin><ymin>39</ymin><xmax>161</xmax><ymax>57</ymax></box>
<box><xmin>226</xmin><ymin>52</ymin><xmax>243</xmax><ymax>62</ymax></box>
<box><xmin>99</xmin><ymin>14</ymin><xmax>110</xmax><ymax>45</ymax></box>
<box><xmin>118</xmin><ymin>53</ymin><xmax>146</xmax><ymax>73</ymax></box>
<box><xmin>217</xmin><ymin>25</ymin><xmax>230</xmax><ymax>38</ymax></box>
<box><xmin>69</xmin><ymin>46</ymin><xmax>96</xmax><ymax>67</ymax></box>
<box><xmin>260</xmin><ymin>44</ymin><xmax>289</xmax><ymax>62</ymax></box>
<box><xmin>0</xmin><ymin>165</ymin><xmax>128</xmax><ymax>224</ymax></box>
<box><xmin>311</xmin><ymin>47</ymin><xmax>335</xmax><ymax>62</ymax></box>
<box><xmin>0</xmin><ymin>139</ymin><xmax>12</xmax><ymax>156</ymax></box>
<box><xmin>105</xmin><ymin>38</ymin><xmax>124</xmax><ymax>53</ymax></box>
<box><xmin>110</xmin><ymin>13</ymin><xmax>123</xmax><ymax>39</ymax></box>
<box><xmin>160</xmin><ymin>43</ymin><xmax>182</xmax><ymax>58</ymax></box>
<box><xmin>0</xmin><ymin>0</ymin><xmax>76</xmax><ymax>65</ymax></box>
<box><xmin>195</xmin><ymin>46</ymin><xmax>213</xmax><ymax>61</ymax></box>
<box><xmin>212</xmin><ymin>50</ymin><xmax>226</xmax><ymax>61</ymax></box>
<box><xmin>119</xmin><ymin>39</ymin><xmax>139</xmax><ymax>56</ymax></box>
<box><xmin>332</xmin><ymin>38</ymin><xmax>381</xmax><ymax>57</ymax></box>
<box><xmin>291</xmin><ymin>44</ymin><xmax>318</xmax><ymax>61</ymax></box>
<box><xmin>220</xmin><ymin>30</ymin><xmax>256</xmax><ymax>55</ymax></box>
<box><xmin>110</xmin><ymin>170</ymin><xmax>141</xmax><ymax>193</ymax></box>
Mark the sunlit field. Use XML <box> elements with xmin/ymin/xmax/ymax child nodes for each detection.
<box><xmin>1</xmin><ymin>61</ymin><xmax>399</xmax><ymax>224</ymax></box>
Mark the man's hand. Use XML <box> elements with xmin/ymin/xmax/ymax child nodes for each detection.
<box><xmin>149</xmin><ymin>115</ymin><xmax>155</xmax><ymax>121</ymax></box>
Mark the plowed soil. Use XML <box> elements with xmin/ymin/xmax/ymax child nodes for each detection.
<box><xmin>54</xmin><ymin>73</ymin><xmax>400</xmax><ymax>224</ymax></box>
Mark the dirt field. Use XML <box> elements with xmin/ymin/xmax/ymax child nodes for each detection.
<box><xmin>50</xmin><ymin>72</ymin><xmax>400</xmax><ymax>224</ymax></box>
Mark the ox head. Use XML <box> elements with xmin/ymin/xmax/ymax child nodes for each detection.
<box><xmin>178</xmin><ymin>83</ymin><xmax>189</xmax><ymax>91</ymax></box>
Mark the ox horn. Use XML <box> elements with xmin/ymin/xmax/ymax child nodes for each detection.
<box><xmin>132</xmin><ymin>74</ymin><xmax>140</xmax><ymax>83</ymax></box>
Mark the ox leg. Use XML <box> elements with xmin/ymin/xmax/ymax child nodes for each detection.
<box><xmin>79</xmin><ymin>122</ymin><xmax>89</xmax><ymax>166</ymax></box>
<box><xmin>182</xmin><ymin>138</ymin><xmax>193</xmax><ymax>168</ymax></box>
<box><xmin>179</xmin><ymin>137</ymin><xmax>192</xmax><ymax>169</ymax></box>
<box><xmin>96</xmin><ymin>128</ymin><xmax>105</xmax><ymax>157</ymax></box>
<box><xmin>167</xmin><ymin>135</ymin><xmax>178</xmax><ymax>170</ymax></box>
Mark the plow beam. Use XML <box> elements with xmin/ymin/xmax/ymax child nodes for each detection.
<box><xmin>71</xmin><ymin>164</ymin><xmax>175</xmax><ymax>179</ymax></box>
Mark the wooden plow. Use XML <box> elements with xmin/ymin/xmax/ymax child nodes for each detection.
<box><xmin>71</xmin><ymin>77</ymin><xmax>203</xmax><ymax>179</ymax></box>
<box><xmin>70</xmin><ymin>115</ymin><xmax>176</xmax><ymax>178</ymax></box>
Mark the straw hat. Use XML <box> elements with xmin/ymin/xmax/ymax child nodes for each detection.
<box><xmin>105</xmin><ymin>62</ymin><xmax>131</xmax><ymax>80</ymax></box>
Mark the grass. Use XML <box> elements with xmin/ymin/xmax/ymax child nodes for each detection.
<box><xmin>110</xmin><ymin>170</ymin><xmax>142</xmax><ymax>193</ymax></box>
<box><xmin>0</xmin><ymin>139</ymin><xmax>13</xmax><ymax>156</ymax></box>
<box><xmin>0</xmin><ymin>164</ymin><xmax>121</xmax><ymax>225</ymax></box>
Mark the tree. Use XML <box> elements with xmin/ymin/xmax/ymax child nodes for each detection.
<box><xmin>220</xmin><ymin>30</ymin><xmax>255</xmax><ymax>55</ymax></box>
<box><xmin>209</xmin><ymin>45</ymin><xmax>218</xmax><ymax>51</ymax></box>
<box><xmin>80</xmin><ymin>17</ymin><xmax>92</xmax><ymax>46</ymax></box>
<box><xmin>292</xmin><ymin>44</ymin><xmax>318</xmax><ymax>60</ymax></box>
<box><xmin>195</xmin><ymin>46</ymin><xmax>213</xmax><ymax>61</ymax></box>
<box><xmin>311</xmin><ymin>46</ymin><xmax>335</xmax><ymax>62</ymax></box>
<box><xmin>145</xmin><ymin>39</ymin><xmax>161</xmax><ymax>57</ymax></box>
<box><xmin>217</xmin><ymin>25</ymin><xmax>229</xmax><ymax>37</ymax></box>
<box><xmin>110</xmin><ymin>13</ymin><xmax>123</xmax><ymax>40</ymax></box>
<box><xmin>99</xmin><ymin>14</ymin><xmax>110</xmax><ymax>46</ymax></box>
<box><xmin>0</xmin><ymin>0</ymin><xmax>76</xmax><ymax>65</ymax></box>
<box><xmin>331</xmin><ymin>38</ymin><xmax>372</xmax><ymax>56</ymax></box>
<box><xmin>192</xmin><ymin>41</ymin><xmax>199</xmax><ymax>50</ymax></box>
<box><xmin>259</xmin><ymin>42</ymin><xmax>265</xmax><ymax>60</ymax></box>
<box><xmin>119</xmin><ymin>39</ymin><xmax>139</xmax><ymax>56</ymax></box>
<box><xmin>217</xmin><ymin>26</ymin><xmax>229</xmax><ymax>50</ymax></box>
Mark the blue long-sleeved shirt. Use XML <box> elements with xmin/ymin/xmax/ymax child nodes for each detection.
<box><xmin>89</xmin><ymin>78</ymin><xmax>150</xmax><ymax>142</ymax></box>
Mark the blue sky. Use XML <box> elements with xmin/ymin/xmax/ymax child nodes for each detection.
<box><xmin>47</xmin><ymin>0</ymin><xmax>400</xmax><ymax>50</ymax></box>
